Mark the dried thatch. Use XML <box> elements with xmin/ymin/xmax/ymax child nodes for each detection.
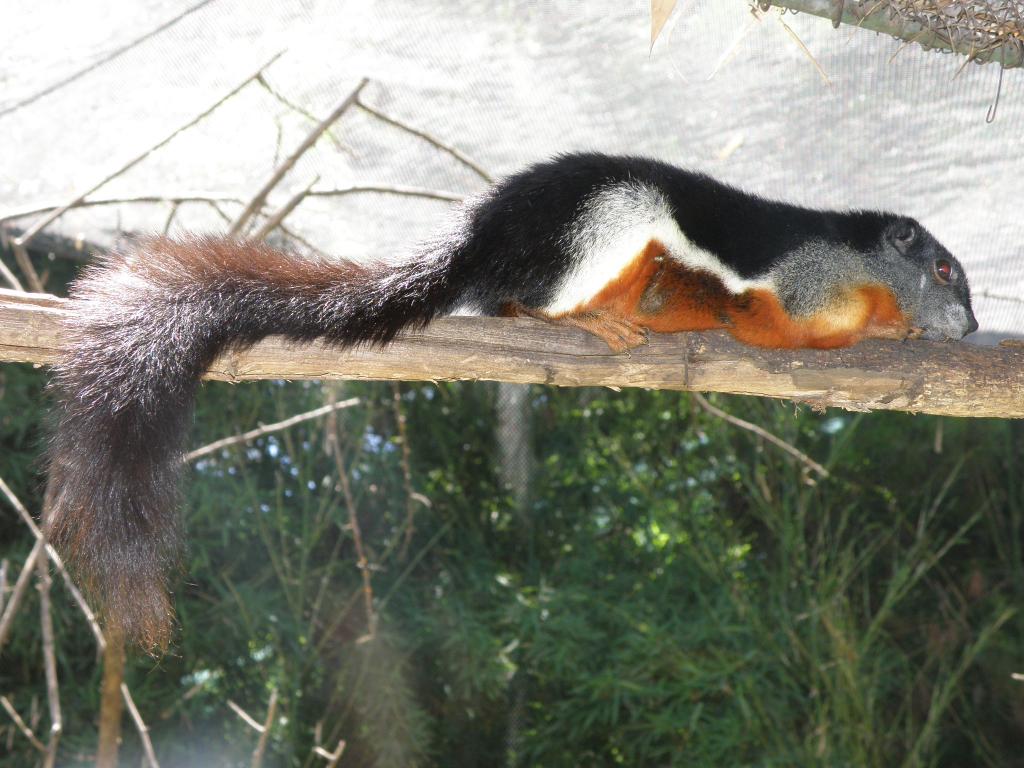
<box><xmin>762</xmin><ymin>1</ymin><xmax>1024</xmax><ymax>67</ymax></box>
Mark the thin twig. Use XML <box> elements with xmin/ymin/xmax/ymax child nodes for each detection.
<box><xmin>37</xmin><ymin>547</ymin><xmax>62</xmax><ymax>768</ymax></box>
<box><xmin>10</xmin><ymin>242</ymin><xmax>43</xmax><ymax>293</ymax></box>
<box><xmin>56</xmin><ymin>568</ymin><xmax>105</xmax><ymax>651</ymax></box>
<box><xmin>121</xmin><ymin>684</ymin><xmax>160</xmax><ymax>768</ymax></box>
<box><xmin>0</xmin><ymin>558</ymin><xmax>8</xmax><ymax>614</ymax></box>
<box><xmin>251</xmin><ymin>176</ymin><xmax>320</xmax><ymax>241</ymax></box>
<box><xmin>228</xmin><ymin>700</ymin><xmax>265</xmax><ymax>733</ymax></box>
<box><xmin>184</xmin><ymin>397</ymin><xmax>360</xmax><ymax>462</ymax></box>
<box><xmin>692</xmin><ymin>392</ymin><xmax>830</xmax><ymax>478</ymax></box>
<box><xmin>307</xmin><ymin>526</ymin><xmax>350</xmax><ymax>638</ymax></box>
<box><xmin>0</xmin><ymin>229</ymin><xmax>25</xmax><ymax>290</ymax></box>
<box><xmin>251</xmin><ymin>689</ymin><xmax>278</xmax><ymax>768</ymax></box>
<box><xmin>0</xmin><ymin>194</ymin><xmax>247</xmax><ymax>224</ymax></box>
<box><xmin>0</xmin><ymin>0</ymin><xmax>217</xmax><ymax>119</ymax></box>
<box><xmin>0</xmin><ymin>695</ymin><xmax>46</xmax><ymax>752</ymax></box>
<box><xmin>206</xmin><ymin>200</ymin><xmax>235</xmax><ymax>225</ymax></box>
<box><xmin>162</xmin><ymin>201</ymin><xmax>182</xmax><ymax>236</ymax></box>
<box><xmin>0</xmin><ymin>258</ymin><xmax>23</xmax><ymax>290</ymax></box>
<box><xmin>0</xmin><ymin>476</ymin><xmax>106</xmax><ymax>649</ymax></box>
<box><xmin>256</xmin><ymin>75</ymin><xmax>351</xmax><ymax>155</ymax></box>
<box><xmin>0</xmin><ymin>540</ymin><xmax>43</xmax><ymax>652</ymax></box>
<box><xmin>313</xmin><ymin>739</ymin><xmax>347</xmax><ymax>767</ymax></box>
<box><xmin>355</xmin><ymin>98</ymin><xmax>493</xmax><ymax>183</ymax></box>
<box><xmin>277</xmin><ymin>222</ymin><xmax>328</xmax><ymax>257</ymax></box>
<box><xmin>326</xmin><ymin>391</ymin><xmax>377</xmax><ymax>638</ymax></box>
<box><xmin>774</xmin><ymin>11</ymin><xmax>832</xmax><ymax>86</ymax></box>
<box><xmin>391</xmin><ymin>383</ymin><xmax>427</xmax><ymax>560</ymax></box>
<box><xmin>13</xmin><ymin>51</ymin><xmax>284</xmax><ymax>248</ymax></box>
<box><xmin>308</xmin><ymin>184</ymin><xmax>464</xmax><ymax>204</ymax></box>
<box><xmin>228</xmin><ymin>77</ymin><xmax>369</xmax><ymax>236</ymax></box>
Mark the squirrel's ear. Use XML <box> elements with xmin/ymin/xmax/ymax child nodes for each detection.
<box><xmin>886</xmin><ymin>221</ymin><xmax>917</xmax><ymax>255</ymax></box>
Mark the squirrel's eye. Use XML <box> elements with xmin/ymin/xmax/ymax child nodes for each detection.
<box><xmin>933</xmin><ymin>259</ymin><xmax>952</xmax><ymax>284</ymax></box>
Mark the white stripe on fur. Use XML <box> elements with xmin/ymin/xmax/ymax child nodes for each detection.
<box><xmin>544</xmin><ymin>182</ymin><xmax>771</xmax><ymax>314</ymax></box>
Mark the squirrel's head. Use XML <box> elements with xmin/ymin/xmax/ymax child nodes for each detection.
<box><xmin>879</xmin><ymin>218</ymin><xmax>977</xmax><ymax>341</ymax></box>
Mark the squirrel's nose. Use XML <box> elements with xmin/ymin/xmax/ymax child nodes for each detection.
<box><xmin>966</xmin><ymin>312</ymin><xmax>979</xmax><ymax>335</ymax></box>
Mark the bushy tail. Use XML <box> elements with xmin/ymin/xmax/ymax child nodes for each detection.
<box><xmin>46</xmin><ymin>236</ymin><xmax>465</xmax><ymax>648</ymax></box>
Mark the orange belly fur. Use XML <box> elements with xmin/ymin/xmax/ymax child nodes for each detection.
<box><xmin>562</xmin><ymin>240</ymin><xmax>909</xmax><ymax>349</ymax></box>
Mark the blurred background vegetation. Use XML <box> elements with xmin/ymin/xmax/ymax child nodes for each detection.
<box><xmin>1</xmin><ymin>268</ymin><xmax>1021</xmax><ymax>766</ymax></box>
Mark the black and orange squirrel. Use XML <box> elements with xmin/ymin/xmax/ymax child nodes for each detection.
<box><xmin>45</xmin><ymin>153</ymin><xmax>977</xmax><ymax>648</ymax></box>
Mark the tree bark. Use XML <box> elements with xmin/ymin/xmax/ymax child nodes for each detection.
<box><xmin>1</xmin><ymin>291</ymin><xmax>1022</xmax><ymax>418</ymax></box>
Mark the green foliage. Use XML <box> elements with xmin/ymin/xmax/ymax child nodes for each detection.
<box><xmin>1</xmin><ymin>360</ymin><xmax>1022</xmax><ymax>766</ymax></box>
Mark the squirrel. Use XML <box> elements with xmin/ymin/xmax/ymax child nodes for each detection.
<box><xmin>44</xmin><ymin>152</ymin><xmax>977</xmax><ymax>649</ymax></box>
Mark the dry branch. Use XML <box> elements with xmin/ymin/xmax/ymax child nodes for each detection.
<box><xmin>36</xmin><ymin>548</ymin><xmax>62</xmax><ymax>768</ymax></box>
<box><xmin>0</xmin><ymin>695</ymin><xmax>46</xmax><ymax>753</ymax></box>
<box><xmin>308</xmin><ymin>184</ymin><xmax>464</xmax><ymax>204</ymax></box>
<box><xmin>184</xmin><ymin>397</ymin><xmax>360</xmax><ymax>462</ymax></box>
<box><xmin>12</xmin><ymin>51</ymin><xmax>284</xmax><ymax>251</ymax></box>
<box><xmin>313</xmin><ymin>738</ymin><xmax>347</xmax><ymax>766</ymax></box>
<box><xmin>355</xmin><ymin>98</ymin><xmax>493</xmax><ymax>183</ymax></box>
<box><xmin>692</xmin><ymin>392</ymin><xmax>830</xmax><ymax>477</ymax></box>
<box><xmin>0</xmin><ymin>0</ymin><xmax>217</xmax><ymax>120</ymax></box>
<box><xmin>252</xmin><ymin>690</ymin><xmax>278</xmax><ymax>768</ymax></box>
<box><xmin>761</xmin><ymin>0</ymin><xmax>1024</xmax><ymax>67</ymax></box>
<box><xmin>228</xmin><ymin>691</ymin><xmax>279</xmax><ymax>768</ymax></box>
<box><xmin>326</xmin><ymin>391</ymin><xmax>378</xmax><ymax>638</ymax></box>
<box><xmin>0</xmin><ymin>541</ymin><xmax>43</xmax><ymax>652</ymax></box>
<box><xmin>0</xmin><ymin>195</ymin><xmax>247</xmax><ymax>224</ymax></box>
<box><xmin>0</xmin><ymin>475</ymin><xmax>106</xmax><ymax>650</ymax></box>
<box><xmin>122</xmin><ymin>684</ymin><xmax>160</xmax><ymax>768</ymax></box>
<box><xmin>250</xmin><ymin>175</ymin><xmax>320</xmax><ymax>241</ymax></box>
<box><xmin>228</xmin><ymin>77</ymin><xmax>369</xmax><ymax>236</ymax></box>
<box><xmin>2</xmin><ymin>292</ymin><xmax>1022</xmax><ymax>417</ymax></box>
<box><xmin>11</xmin><ymin>241</ymin><xmax>44</xmax><ymax>293</ymax></box>
<box><xmin>0</xmin><ymin>230</ymin><xmax>25</xmax><ymax>290</ymax></box>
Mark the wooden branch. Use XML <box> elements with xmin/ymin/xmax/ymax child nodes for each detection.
<box><xmin>1</xmin><ymin>292</ymin><xmax>1022</xmax><ymax>417</ymax></box>
<box><xmin>762</xmin><ymin>1</ymin><xmax>1024</xmax><ymax>68</ymax></box>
